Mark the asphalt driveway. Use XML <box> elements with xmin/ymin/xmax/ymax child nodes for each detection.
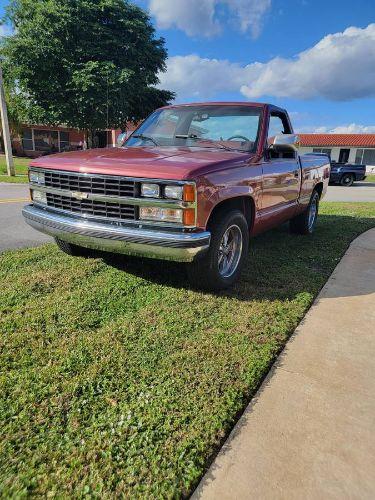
<box><xmin>324</xmin><ymin>181</ymin><xmax>375</xmax><ymax>202</ymax></box>
<box><xmin>0</xmin><ymin>183</ymin><xmax>51</xmax><ymax>252</ymax></box>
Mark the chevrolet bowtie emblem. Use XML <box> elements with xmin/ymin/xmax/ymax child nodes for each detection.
<box><xmin>71</xmin><ymin>191</ymin><xmax>89</xmax><ymax>200</ymax></box>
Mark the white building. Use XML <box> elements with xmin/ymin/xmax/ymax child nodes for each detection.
<box><xmin>298</xmin><ymin>134</ymin><xmax>375</xmax><ymax>173</ymax></box>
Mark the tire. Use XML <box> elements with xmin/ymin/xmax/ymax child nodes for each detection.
<box><xmin>290</xmin><ymin>190</ymin><xmax>319</xmax><ymax>235</ymax></box>
<box><xmin>55</xmin><ymin>238</ymin><xmax>91</xmax><ymax>257</ymax></box>
<box><xmin>186</xmin><ymin>209</ymin><xmax>249</xmax><ymax>291</ymax></box>
<box><xmin>340</xmin><ymin>173</ymin><xmax>354</xmax><ymax>187</ymax></box>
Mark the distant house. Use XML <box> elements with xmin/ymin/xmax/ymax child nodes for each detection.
<box><xmin>10</xmin><ymin>123</ymin><xmax>138</xmax><ymax>158</ymax></box>
<box><xmin>298</xmin><ymin>134</ymin><xmax>375</xmax><ymax>173</ymax></box>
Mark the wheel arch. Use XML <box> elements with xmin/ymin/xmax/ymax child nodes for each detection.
<box><xmin>314</xmin><ymin>181</ymin><xmax>324</xmax><ymax>198</ymax></box>
<box><xmin>206</xmin><ymin>195</ymin><xmax>255</xmax><ymax>232</ymax></box>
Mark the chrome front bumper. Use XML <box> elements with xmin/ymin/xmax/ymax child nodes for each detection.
<box><xmin>22</xmin><ymin>204</ymin><xmax>211</xmax><ymax>262</ymax></box>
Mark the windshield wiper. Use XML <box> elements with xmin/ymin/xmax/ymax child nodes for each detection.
<box><xmin>174</xmin><ymin>134</ymin><xmax>234</xmax><ymax>151</ymax></box>
<box><xmin>131</xmin><ymin>134</ymin><xmax>159</xmax><ymax>146</ymax></box>
<box><xmin>175</xmin><ymin>134</ymin><xmax>199</xmax><ymax>139</ymax></box>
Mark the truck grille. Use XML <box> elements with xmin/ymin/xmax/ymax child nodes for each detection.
<box><xmin>46</xmin><ymin>193</ymin><xmax>136</xmax><ymax>221</ymax></box>
<box><xmin>44</xmin><ymin>171</ymin><xmax>135</xmax><ymax>197</ymax></box>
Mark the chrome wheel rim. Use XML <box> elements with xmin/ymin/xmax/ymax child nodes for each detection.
<box><xmin>218</xmin><ymin>225</ymin><xmax>243</xmax><ymax>278</ymax></box>
<box><xmin>308</xmin><ymin>197</ymin><xmax>317</xmax><ymax>231</ymax></box>
<box><xmin>343</xmin><ymin>176</ymin><xmax>352</xmax><ymax>185</ymax></box>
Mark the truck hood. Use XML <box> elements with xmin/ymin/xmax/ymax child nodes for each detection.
<box><xmin>29</xmin><ymin>146</ymin><xmax>250</xmax><ymax>180</ymax></box>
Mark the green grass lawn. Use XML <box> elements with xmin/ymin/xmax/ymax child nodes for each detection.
<box><xmin>1</xmin><ymin>202</ymin><xmax>374</xmax><ymax>497</ymax></box>
<box><xmin>366</xmin><ymin>174</ymin><xmax>375</xmax><ymax>183</ymax></box>
<box><xmin>0</xmin><ymin>155</ymin><xmax>30</xmax><ymax>183</ymax></box>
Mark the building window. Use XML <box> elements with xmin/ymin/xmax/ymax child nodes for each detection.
<box><xmin>313</xmin><ymin>148</ymin><xmax>332</xmax><ymax>156</ymax></box>
<box><xmin>355</xmin><ymin>149</ymin><xmax>364</xmax><ymax>164</ymax></box>
<box><xmin>59</xmin><ymin>131</ymin><xmax>70</xmax><ymax>151</ymax></box>
<box><xmin>355</xmin><ymin>148</ymin><xmax>375</xmax><ymax>166</ymax></box>
<box><xmin>362</xmin><ymin>149</ymin><xmax>375</xmax><ymax>166</ymax></box>
<box><xmin>22</xmin><ymin>129</ymin><xmax>33</xmax><ymax>150</ymax></box>
<box><xmin>34</xmin><ymin>129</ymin><xmax>59</xmax><ymax>153</ymax></box>
<box><xmin>21</xmin><ymin>128</ymin><xmax>70</xmax><ymax>152</ymax></box>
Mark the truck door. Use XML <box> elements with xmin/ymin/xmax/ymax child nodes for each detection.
<box><xmin>260</xmin><ymin>112</ymin><xmax>300</xmax><ymax>225</ymax></box>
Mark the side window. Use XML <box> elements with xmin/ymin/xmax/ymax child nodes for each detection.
<box><xmin>268</xmin><ymin>113</ymin><xmax>294</xmax><ymax>159</ymax></box>
<box><xmin>268</xmin><ymin>115</ymin><xmax>286</xmax><ymax>142</ymax></box>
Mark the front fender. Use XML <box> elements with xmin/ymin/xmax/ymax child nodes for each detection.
<box><xmin>201</xmin><ymin>186</ymin><xmax>256</xmax><ymax>228</ymax></box>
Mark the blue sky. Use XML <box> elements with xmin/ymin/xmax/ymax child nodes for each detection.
<box><xmin>1</xmin><ymin>0</ymin><xmax>374</xmax><ymax>132</ymax></box>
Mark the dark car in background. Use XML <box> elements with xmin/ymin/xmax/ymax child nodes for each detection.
<box><xmin>329</xmin><ymin>161</ymin><xmax>367</xmax><ymax>186</ymax></box>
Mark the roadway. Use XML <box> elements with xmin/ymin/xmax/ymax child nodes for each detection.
<box><xmin>324</xmin><ymin>181</ymin><xmax>375</xmax><ymax>202</ymax></box>
<box><xmin>0</xmin><ymin>183</ymin><xmax>51</xmax><ymax>252</ymax></box>
<box><xmin>0</xmin><ymin>181</ymin><xmax>374</xmax><ymax>252</ymax></box>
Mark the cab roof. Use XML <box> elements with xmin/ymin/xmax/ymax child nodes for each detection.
<box><xmin>160</xmin><ymin>101</ymin><xmax>288</xmax><ymax>115</ymax></box>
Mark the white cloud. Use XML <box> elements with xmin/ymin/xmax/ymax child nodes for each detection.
<box><xmin>149</xmin><ymin>0</ymin><xmax>220</xmax><ymax>37</ymax></box>
<box><xmin>149</xmin><ymin>0</ymin><xmax>271</xmax><ymax>38</ymax></box>
<box><xmin>223</xmin><ymin>0</ymin><xmax>271</xmax><ymax>38</ymax></box>
<box><xmin>158</xmin><ymin>24</ymin><xmax>375</xmax><ymax>101</ymax></box>
<box><xmin>240</xmin><ymin>24</ymin><xmax>375</xmax><ymax>100</ymax></box>
<box><xmin>158</xmin><ymin>54</ymin><xmax>246</xmax><ymax>98</ymax></box>
<box><xmin>314</xmin><ymin>124</ymin><xmax>375</xmax><ymax>134</ymax></box>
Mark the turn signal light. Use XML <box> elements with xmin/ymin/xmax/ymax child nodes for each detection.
<box><xmin>183</xmin><ymin>208</ymin><xmax>195</xmax><ymax>226</ymax></box>
<box><xmin>183</xmin><ymin>184</ymin><xmax>195</xmax><ymax>202</ymax></box>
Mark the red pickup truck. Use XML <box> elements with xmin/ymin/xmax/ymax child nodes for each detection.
<box><xmin>23</xmin><ymin>102</ymin><xmax>330</xmax><ymax>289</ymax></box>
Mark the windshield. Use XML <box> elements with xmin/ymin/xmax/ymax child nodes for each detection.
<box><xmin>125</xmin><ymin>105</ymin><xmax>262</xmax><ymax>152</ymax></box>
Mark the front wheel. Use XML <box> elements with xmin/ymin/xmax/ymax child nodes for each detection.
<box><xmin>290</xmin><ymin>190</ymin><xmax>319</xmax><ymax>235</ymax></box>
<box><xmin>186</xmin><ymin>210</ymin><xmax>249</xmax><ymax>290</ymax></box>
<box><xmin>340</xmin><ymin>173</ymin><xmax>354</xmax><ymax>187</ymax></box>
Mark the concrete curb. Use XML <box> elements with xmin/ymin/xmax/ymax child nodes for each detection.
<box><xmin>193</xmin><ymin>228</ymin><xmax>375</xmax><ymax>500</ymax></box>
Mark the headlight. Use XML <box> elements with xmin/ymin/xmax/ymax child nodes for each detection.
<box><xmin>29</xmin><ymin>171</ymin><xmax>45</xmax><ymax>185</ymax></box>
<box><xmin>141</xmin><ymin>183</ymin><xmax>160</xmax><ymax>198</ymax></box>
<box><xmin>139</xmin><ymin>207</ymin><xmax>182</xmax><ymax>223</ymax></box>
<box><xmin>32</xmin><ymin>189</ymin><xmax>47</xmax><ymax>204</ymax></box>
<box><xmin>165</xmin><ymin>184</ymin><xmax>196</xmax><ymax>202</ymax></box>
<box><xmin>164</xmin><ymin>185</ymin><xmax>183</xmax><ymax>200</ymax></box>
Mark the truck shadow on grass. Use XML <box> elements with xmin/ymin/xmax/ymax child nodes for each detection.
<box><xmin>102</xmin><ymin>213</ymin><xmax>375</xmax><ymax>301</ymax></box>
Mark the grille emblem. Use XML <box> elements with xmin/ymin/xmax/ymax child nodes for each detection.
<box><xmin>71</xmin><ymin>191</ymin><xmax>89</xmax><ymax>200</ymax></box>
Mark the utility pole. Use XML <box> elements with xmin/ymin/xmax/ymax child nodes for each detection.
<box><xmin>0</xmin><ymin>66</ymin><xmax>15</xmax><ymax>176</ymax></box>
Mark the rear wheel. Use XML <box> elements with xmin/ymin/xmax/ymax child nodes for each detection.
<box><xmin>186</xmin><ymin>210</ymin><xmax>249</xmax><ymax>290</ymax></box>
<box><xmin>340</xmin><ymin>173</ymin><xmax>354</xmax><ymax>187</ymax></box>
<box><xmin>55</xmin><ymin>238</ymin><xmax>92</xmax><ymax>257</ymax></box>
<box><xmin>290</xmin><ymin>190</ymin><xmax>319</xmax><ymax>235</ymax></box>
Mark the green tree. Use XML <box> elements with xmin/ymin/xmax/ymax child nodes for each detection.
<box><xmin>1</xmin><ymin>0</ymin><xmax>174</xmax><ymax>144</ymax></box>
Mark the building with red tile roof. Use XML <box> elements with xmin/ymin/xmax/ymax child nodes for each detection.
<box><xmin>299</xmin><ymin>134</ymin><xmax>375</xmax><ymax>148</ymax></box>
<box><xmin>298</xmin><ymin>134</ymin><xmax>375</xmax><ymax>170</ymax></box>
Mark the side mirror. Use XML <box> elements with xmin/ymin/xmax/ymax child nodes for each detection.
<box><xmin>271</xmin><ymin>134</ymin><xmax>300</xmax><ymax>153</ymax></box>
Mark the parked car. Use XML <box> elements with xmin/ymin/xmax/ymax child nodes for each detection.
<box><xmin>329</xmin><ymin>161</ymin><xmax>366</xmax><ymax>186</ymax></box>
<box><xmin>23</xmin><ymin>102</ymin><xmax>330</xmax><ymax>290</ymax></box>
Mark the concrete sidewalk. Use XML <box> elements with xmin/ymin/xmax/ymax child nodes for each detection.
<box><xmin>194</xmin><ymin>228</ymin><xmax>375</xmax><ymax>500</ymax></box>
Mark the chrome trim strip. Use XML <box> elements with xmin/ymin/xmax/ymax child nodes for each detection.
<box><xmin>22</xmin><ymin>204</ymin><xmax>210</xmax><ymax>263</ymax></box>
<box><xmin>31</xmin><ymin>202</ymin><xmax>193</xmax><ymax>229</ymax></box>
<box><xmin>30</xmin><ymin>184</ymin><xmax>193</xmax><ymax>209</ymax></box>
